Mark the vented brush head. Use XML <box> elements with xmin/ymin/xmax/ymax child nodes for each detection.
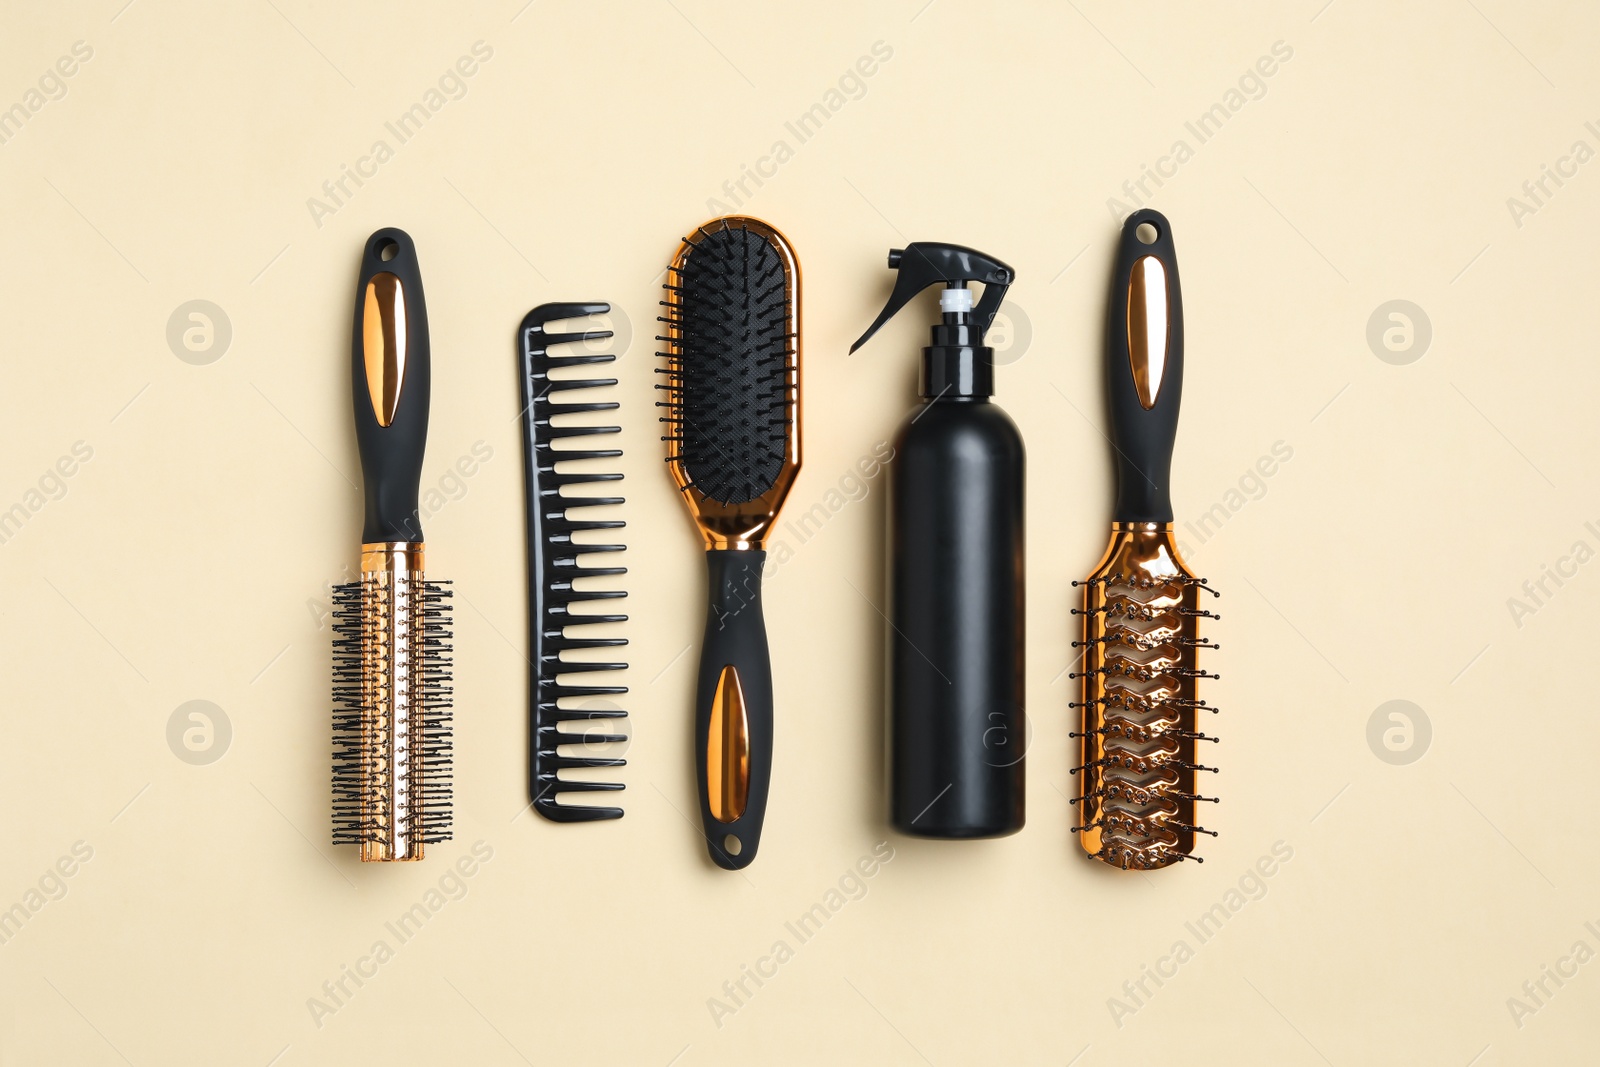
<box><xmin>1072</xmin><ymin>528</ymin><xmax>1217</xmax><ymax>869</ymax></box>
<box><xmin>331</xmin><ymin>552</ymin><xmax>454</xmax><ymax>862</ymax></box>
<box><xmin>658</xmin><ymin>216</ymin><xmax>800</xmax><ymax>541</ymax></box>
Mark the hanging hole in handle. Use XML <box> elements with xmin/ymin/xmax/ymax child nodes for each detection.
<box><xmin>1135</xmin><ymin>222</ymin><xmax>1159</xmax><ymax>245</ymax></box>
<box><xmin>377</xmin><ymin>239</ymin><xmax>399</xmax><ymax>262</ymax></box>
<box><xmin>722</xmin><ymin>834</ymin><xmax>742</xmax><ymax>856</ymax></box>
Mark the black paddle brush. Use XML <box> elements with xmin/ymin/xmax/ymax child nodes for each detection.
<box><xmin>658</xmin><ymin>216</ymin><xmax>801</xmax><ymax>870</ymax></box>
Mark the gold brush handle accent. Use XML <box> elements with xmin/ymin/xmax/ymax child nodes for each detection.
<box><xmin>362</xmin><ymin>272</ymin><xmax>408</xmax><ymax>427</ymax></box>
<box><xmin>707</xmin><ymin>665</ymin><xmax>750</xmax><ymax>822</ymax></box>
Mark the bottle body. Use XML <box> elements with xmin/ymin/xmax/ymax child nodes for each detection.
<box><xmin>888</xmin><ymin>398</ymin><xmax>1025</xmax><ymax>838</ymax></box>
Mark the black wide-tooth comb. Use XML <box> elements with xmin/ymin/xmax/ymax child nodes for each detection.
<box><xmin>519</xmin><ymin>302</ymin><xmax>629</xmax><ymax>822</ymax></box>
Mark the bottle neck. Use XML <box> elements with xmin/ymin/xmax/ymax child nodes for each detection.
<box><xmin>920</xmin><ymin>311</ymin><xmax>994</xmax><ymax>399</ymax></box>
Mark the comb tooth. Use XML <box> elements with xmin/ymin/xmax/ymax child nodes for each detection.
<box><xmin>557</xmin><ymin>495</ymin><xmax>625</xmax><ymax>510</ymax></box>
<box><xmin>542</xmin><ymin>449</ymin><xmax>623</xmax><ymax>463</ymax></box>
<box><xmin>556</xmin><ymin>480</ymin><xmax>626</xmax><ymax>496</ymax></box>
<box><xmin>549</xmin><ymin>754</ymin><xmax>628</xmax><ymax>769</ymax></box>
<box><xmin>544</xmin><ymin>471</ymin><xmax>624</xmax><ymax>488</ymax></box>
<box><xmin>534</xmin><ymin>329</ymin><xmax>613</xmax><ymax>347</ymax></box>
<box><xmin>559</xmin><ymin>565</ymin><xmax>627</xmax><ymax>580</ymax></box>
<box><xmin>545</xmin><ymin>704</ymin><xmax>628</xmax><ymax>718</ymax></box>
<box><xmin>524</xmin><ymin>300</ymin><xmax>610</xmax><ymax>326</ymax></box>
<box><xmin>547</xmin><ymin>424</ymin><xmax>623</xmax><ymax>439</ymax></box>
<box><xmin>548</xmin><ymin>658</ymin><xmax>628</xmax><ymax>674</ymax></box>
<box><xmin>559</xmin><ymin>543</ymin><xmax>625</xmax><ymax>555</ymax></box>
<box><xmin>531</xmin><ymin>800</ymin><xmax>624</xmax><ymax>823</ymax></box>
<box><xmin>545</xmin><ymin>377</ymin><xmax>618</xmax><ymax>392</ymax></box>
<box><xmin>553</xmin><ymin>589</ymin><xmax>627</xmax><ymax>604</ymax></box>
<box><xmin>550</xmin><ymin>683</ymin><xmax>626</xmax><ymax>699</ymax></box>
<box><xmin>539</xmin><ymin>779</ymin><xmax>625</xmax><ymax>794</ymax></box>
<box><xmin>556</xmin><ymin>612</ymin><xmax>626</xmax><ymax>627</ymax></box>
<box><xmin>554</xmin><ymin>636</ymin><xmax>628</xmax><ymax>651</ymax></box>
<box><xmin>547</xmin><ymin>399</ymin><xmax>620</xmax><ymax>414</ymax></box>
<box><xmin>556</xmin><ymin>734</ymin><xmax>628</xmax><ymax>747</ymax></box>
<box><xmin>534</xmin><ymin>353</ymin><xmax>617</xmax><ymax>370</ymax></box>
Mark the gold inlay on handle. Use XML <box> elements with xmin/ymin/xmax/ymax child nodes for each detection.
<box><xmin>707</xmin><ymin>664</ymin><xmax>750</xmax><ymax>822</ymax></box>
<box><xmin>363</xmin><ymin>271</ymin><xmax>407</xmax><ymax>427</ymax></box>
<box><xmin>1126</xmin><ymin>255</ymin><xmax>1168</xmax><ymax>411</ymax></box>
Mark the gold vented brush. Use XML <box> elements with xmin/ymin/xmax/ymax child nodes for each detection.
<box><xmin>332</xmin><ymin>228</ymin><xmax>454</xmax><ymax>863</ymax></box>
<box><xmin>1073</xmin><ymin>210</ymin><xmax>1219</xmax><ymax>870</ymax></box>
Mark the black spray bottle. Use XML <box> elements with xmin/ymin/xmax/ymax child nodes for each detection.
<box><xmin>851</xmin><ymin>244</ymin><xmax>1025</xmax><ymax>838</ymax></box>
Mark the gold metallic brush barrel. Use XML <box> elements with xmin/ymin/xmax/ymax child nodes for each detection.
<box><xmin>356</xmin><ymin>542</ymin><xmax>425</xmax><ymax>862</ymax></box>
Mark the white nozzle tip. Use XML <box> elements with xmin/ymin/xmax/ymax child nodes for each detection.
<box><xmin>939</xmin><ymin>287</ymin><xmax>974</xmax><ymax>314</ymax></box>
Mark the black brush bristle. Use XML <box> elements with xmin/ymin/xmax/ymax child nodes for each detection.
<box><xmin>659</xmin><ymin>223</ymin><xmax>793</xmax><ymax>504</ymax></box>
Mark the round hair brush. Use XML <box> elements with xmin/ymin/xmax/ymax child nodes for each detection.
<box><xmin>657</xmin><ymin>216</ymin><xmax>801</xmax><ymax>870</ymax></box>
<box><xmin>331</xmin><ymin>228</ymin><xmax>454</xmax><ymax>863</ymax></box>
<box><xmin>1072</xmin><ymin>210</ymin><xmax>1219</xmax><ymax>871</ymax></box>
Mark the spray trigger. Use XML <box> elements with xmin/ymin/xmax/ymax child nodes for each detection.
<box><xmin>850</xmin><ymin>242</ymin><xmax>1014</xmax><ymax>354</ymax></box>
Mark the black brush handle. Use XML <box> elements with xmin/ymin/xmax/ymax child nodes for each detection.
<box><xmin>351</xmin><ymin>227</ymin><xmax>431</xmax><ymax>544</ymax></box>
<box><xmin>694</xmin><ymin>549</ymin><xmax>773</xmax><ymax>870</ymax></box>
<box><xmin>1107</xmin><ymin>209</ymin><xmax>1184</xmax><ymax>523</ymax></box>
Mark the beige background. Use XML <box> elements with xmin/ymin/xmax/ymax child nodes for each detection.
<box><xmin>0</xmin><ymin>1</ymin><xmax>1593</xmax><ymax>1063</ymax></box>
